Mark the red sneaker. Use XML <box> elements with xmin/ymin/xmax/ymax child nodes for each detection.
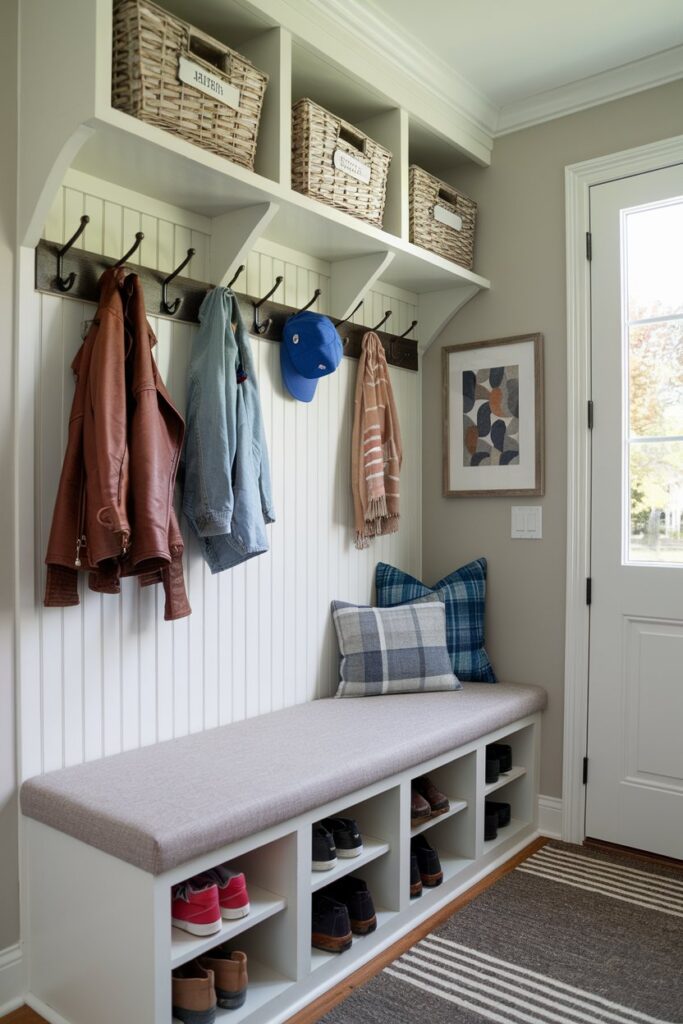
<box><xmin>171</xmin><ymin>880</ymin><xmax>222</xmax><ymax>936</ymax></box>
<box><xmin>196</xmin><ymin>866</ymin><xmax>250</xmax><ymax>920</ymax></box>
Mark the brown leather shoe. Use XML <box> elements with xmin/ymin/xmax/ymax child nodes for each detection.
<box><xmin>414</xmin><ymin>775</ymin><xmax>450</xmax><ymax>817</ymax></box>
<box><xmin>198</xmin><ymin>948</ymin><xmax>248</xmax><ymax>1010</ymax></box>
<box><xmin>172</xmin><ymin>962</ymin><xmax>217</xmax><ymax>1023</ymax></box>
<box><xmin>411</xmin><ymin>784</ymin><xmax>432</xmax><ymax>823</ymax></box>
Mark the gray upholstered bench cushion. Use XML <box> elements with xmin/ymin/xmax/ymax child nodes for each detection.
<box><xmin>20</xmin><ymin>682</ymin><xmax>546</xmax><ymax>874</ymax></box>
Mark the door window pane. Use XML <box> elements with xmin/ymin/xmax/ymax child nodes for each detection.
<box><xmin>629</xmin><ymin>441</ymin><xmax>683</xmax><ymax>564</ymax></box>
<box><xmin>629</xmin><ymin>320</ymin><xmax>683</xmax><ymax>438</ymax></box>
<box><xmin>626</xmin><ymin>201</ymin><xmax>683</xmax><ymax>320</ymax></box>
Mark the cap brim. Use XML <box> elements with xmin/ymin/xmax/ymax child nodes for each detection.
<box><xmin>280</xmin><ymin>341</ymin><xmax>318</xmax><ymax>402</ymax></box>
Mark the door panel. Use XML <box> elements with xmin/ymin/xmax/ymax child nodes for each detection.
<box><xmin>586</xmin><ymin>164</ymin><xmax>683</xmax><ymax>859</ymax></box>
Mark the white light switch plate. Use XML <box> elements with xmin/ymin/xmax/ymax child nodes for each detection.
<box><xmin>511</xmin><ymin>506</ymin><xmax>542</xmax><ymax>539</ymax></box>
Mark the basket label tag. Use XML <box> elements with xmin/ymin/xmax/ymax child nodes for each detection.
<box><xmin>178</xmin><ymin>56</ymin><xmax>241</xmax><ymax>110</ymax></box>
<box><xmin>333</xmin><ymin>149</ymin><xmax>371</xmax><ymax>184</ymax></box>
<box><xmin>434</xmin><ymin>204</ymin><xmax>463</xmax><ymax>231</ymax></box>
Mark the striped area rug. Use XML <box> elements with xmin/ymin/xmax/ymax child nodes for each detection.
<box><xmin>319</xmin><ymin>841</ymin><xmax>683</xmax><ymax>1023</ymax></box>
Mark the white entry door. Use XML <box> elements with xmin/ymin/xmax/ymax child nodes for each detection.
<box><xmin>586</xmin><ymin>164</ymin><xmax>683</xmax><ymax>859</ymax></box>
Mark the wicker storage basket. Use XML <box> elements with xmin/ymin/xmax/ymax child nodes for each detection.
<box><xmin>292</xmin><ymin>98</ymin><xmax>392</xmax><ymax>227</ymax></box>
<box><xmin>409</xmin><ymin>165</ymin><xmax>477</xmax><ymax>269</ymax></box>
<box><xmin>112</xmin><ymin>0</ymin><xmax>268</xmax><ymax>170</ymax></box>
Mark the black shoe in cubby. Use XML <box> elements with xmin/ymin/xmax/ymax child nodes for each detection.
<box><xmin>311</xmin><ymin>893</ymin><xmax>353</xmax><ymax>953</ymax></box>
<box><xmin>484</xmin><ymin>810</ymin><xmax>499</xmax><ymax>841</ymax></box>
<box><xmin>486</xmin><ymin>743</ymin><xmax>512</xmax><ymax>773</ymax></box>
<box><xmin>485</xmin><ymin>800</ymin><xmax>511</xmax><ymax>827</ymax></box>
<box><xmin>411</xmin><ymin>834</ymin><xmax>443</xmax><ymax>887</ymax></box>
<box><xmin>321</xmin><ymin>816</ymin><xmax>363</xmax><ymax>858</ymax></box>
<box><xmin>485</xmin><ymin>757</ymin><xmax>500</xmax><ymax>784</ymax></box>
<box><xmin>312</xmin><ymin>823</ymin><xmax>337</xmax><ymax>871</ymax></box>
<box><xmin>326</xmin><ymin>875</ymin><xmax>377</xmax><ymax>934</ymax></box>
<box><xmin>410</xmin><ymin>853</ymin><xmax>423</xmax><ymax>898</ymax></box>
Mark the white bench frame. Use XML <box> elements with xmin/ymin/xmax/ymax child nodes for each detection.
<box><xmin>23</xmin><ymin>712</ymin><xmax>541</xmax><ymax>1024</ymax></box>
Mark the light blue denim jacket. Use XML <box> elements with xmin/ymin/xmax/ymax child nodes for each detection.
<box><xmin>181</xmin><ymin>287</ymin><xmax>275</xmax><ymax>573</ymax></box>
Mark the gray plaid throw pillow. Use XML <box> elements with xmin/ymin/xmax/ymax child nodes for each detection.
<box><xmin>331</xmin><ymin>597</ymin><xmax>461</xmax><ymax>697</ymax></box>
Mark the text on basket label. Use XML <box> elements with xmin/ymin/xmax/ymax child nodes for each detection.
<box><xmin>178</xmin><ymin>56</ymin><xmax>241</xmax><ymax>110</ymax></box>
<box><xmin>333</xmin><ymin>149</ymin><xmax>371</xmax><ymax>184</ymax></box>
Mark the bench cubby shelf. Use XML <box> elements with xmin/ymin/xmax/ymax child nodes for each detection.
<box><xmin>24</xmin><ymin>712</ymin><xmax>540</xmax><ymax>1024</ymax></box>
<box><xmin>19</xmin><ymin>0</ymin><xmax>491</xmax><ymax>352</ymax></box>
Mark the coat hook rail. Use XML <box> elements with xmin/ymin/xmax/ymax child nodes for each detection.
<box><xmin>373</xmin><ymin>310</ymin><xmax>392</xmax><ymax>331</ymax></box>
<box><xmin>227</xmin><ymin>264</ymin><xmax>245</xmax><ymax>289</ymax></box>
<box><xmin>399</xmin><ymin>319</ymin><xmax>418</xmax><ymax>339</ymax></box>
<box><xmin>114</xmin><ymin>231</ymin><xmax>144</xmax><ymax>269</ymax></box>
<box><xmin>55</xmin><ymin>215</ymin><xmax>90</xmax><ymax>292</ymax></box>
<box><xmin>253</xmin><ymin>275</ymin><xmax>284</xmax><ymax>335</ymax></box>
<box><xmin>161</xmin><ymin>248</ymin><xmax>195</xmax><ymax>316</ymax></box>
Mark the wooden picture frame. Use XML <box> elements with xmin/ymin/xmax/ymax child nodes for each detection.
<box><xmin>443</xmin><ymin>333</ymin><xmax>545</xmax><ymax>497</ymax></box>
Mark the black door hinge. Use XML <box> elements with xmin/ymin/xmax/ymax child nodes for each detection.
<box><xmin>586</xmin><ymin>577</ymin><xmax>592</xmax><ymax>605</ymax></box>
<box><xmin>587</xmin><ymin>400</ymin><xmax>594</xmax><ymax>429</ymax></box>
<box><xmin>586</xmin><ymin>232</ymin><xmax>592</xmax><ymax>260</ymax></box>
<box><xmin>583</xmin><ymin>757</ymin><xmax>589</xmax><ymax>784</ymax></box>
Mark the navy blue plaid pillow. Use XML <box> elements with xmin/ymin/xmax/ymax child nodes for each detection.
<box><xmin>375</xmin><ymin>559</ymin><xmax>496</xmax><ymax>683</ymax></box>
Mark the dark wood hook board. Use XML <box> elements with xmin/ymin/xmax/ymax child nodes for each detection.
<box><xmin>35</xmin><ymin>239</ymin><xmax>419</xmax><ymax>372</ymax></box>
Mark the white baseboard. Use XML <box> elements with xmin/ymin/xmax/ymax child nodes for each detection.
<box><xmin>0</xmin><ymin>942</ymin><xmax>25</xmax><ymax>1016</ymax></box>
<box><xmin>538</xmin><ymin>794</ymin><xmax>563</xmax><ymax>839</ymax></box>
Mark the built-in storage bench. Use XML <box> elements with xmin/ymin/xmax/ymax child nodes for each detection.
<box><xmin>21</xmin><ymin>683</ymin><xmax>546</xmax><ymax>1024</ymax></box>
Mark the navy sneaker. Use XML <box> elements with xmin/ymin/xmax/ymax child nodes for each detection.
<box><xmin>485</xmin><ymin>800</ymin><xmax>511</xmax><ymax>827</ymax></box>
<box><xmin>326</xmin><ymin>876</ymin><xmax>377</xmax><ymax>934</ymax></box>
<box><xmin>485</xmin><ymin>757</ymin><xmax>500</xmax><ymax>784</ymax></box>
<box><xmin>411</xmin><ymin>834</ymin><xmax>443</xmax><ymax>887</ymax></box>
<box><xmin>484</xmin><ymin>810</ymin><xmax>499</xmax><ymax>841</ymax></box>
<box><xmin>312</xmin><ymin>823</ymin><xmax>337</xmax><ymax>871</ymax></box>
<box><xmin>311</xmin><ymin>893</ymin><xmax>353</xmax><ymax>953</ymax></box>
<box><xmin>486</xmin><ymin>743</ymin><xmax>512</xmax><ymax>773</ymax></box>
<box><xmin>321</xmin><ymin>817</ymin><xmax>363</xmax><ymax>858</ymax></box>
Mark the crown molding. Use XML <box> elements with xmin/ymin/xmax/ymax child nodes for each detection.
<box><xmin>495</xmin><ymin>44</ymin><xmax>683</xmax><ymax>136</ymax></box>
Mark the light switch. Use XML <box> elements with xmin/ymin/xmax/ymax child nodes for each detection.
<box><xmin>511</xmin><ymin>506</ymin><xmax>542</xmax><ymax>539</ymax></box>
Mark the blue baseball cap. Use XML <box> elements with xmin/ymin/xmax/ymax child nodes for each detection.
<box><xmin>280</xmin><ymin>311</ymin><xmax>343</xmax><ymax>402</ymax></box>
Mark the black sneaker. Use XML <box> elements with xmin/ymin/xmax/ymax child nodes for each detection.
<box><xmin>311</xmin><ymin>893</ymin><xmax>353</xmax><ymax>953</ymax></box>
<box><xmin>486</xmin><ymin>743</ymin><xmax>512</xmax><ymax>773</ymax></box>
<box><xmin>326</xmin><ymin>876</ymin><xmax>377</xmax><ymax>934</ymax></box>
<box><xmin>411</xmin><ymin>834</ymin><xmax>443</xmax><ymax>887</ymax></box>
<box><xmin>321</xmin><ymin>817</ymin><xmax>363</xmax><ymax>858</ymax></box>
<box><xmin>484</xmin><ymin>810</ymin><xmax>499</xmax><ymax>841</ymax></box>
<box><xmin>485</xmin><ymin>757</ymin><xmax>500</xmax><ymax>784</ymax></box>
<box><xmin>485</xmin><ymin>800</ymin><xmax>511</xmax><ymax>827</ymax></box>
<box><xmin>410</xmin><ymin>853</ymin><xmax>423</xmax><ymax>898</ymax></box>
<box><xmin>312</xmin><ymin>823</ymin><xmax>337</xmax><ymax>871</ymax></box>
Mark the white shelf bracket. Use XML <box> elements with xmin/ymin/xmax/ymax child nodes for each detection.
<box><xmin>330</xmin><ymin>251</ymin><xmax>395</xmax><ymax>320</ymax></box>
<box><xmin>417</xmin><ymin>284</ymin><xmax>480</xmax><ymax>353</ymax></box>
<box><xmin>210</xmin><ymin>202</ymin><xmax>279</xmax><ymax>286</ymax></box>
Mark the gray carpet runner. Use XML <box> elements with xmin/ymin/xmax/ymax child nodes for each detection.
<box><xmin>319</xmin><ymin>841</ymin><xmax>683</xmax><ymax>1023</ymax></box>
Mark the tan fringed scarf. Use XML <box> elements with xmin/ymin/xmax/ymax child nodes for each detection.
<box><xmin>351</xmin><ymin>331</ymin><xmax>403</xmax><ymax>549</ymax></box>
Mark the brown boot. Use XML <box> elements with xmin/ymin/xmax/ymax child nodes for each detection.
<box><xmin>414</xmin><ymin>775</ymin><xmax>450</xmax><ymax>817</ymax></box>
<box><xmin>172</xmin><ymin>962</ymin><xmax>216</xmax><ymax>1023</ymax></box>
<box><xmin>411</xmin><ymin>784</ymin><xmax>431</xmax><ymax>823</ymax></box>
<box><xmin>199</xmin><ymin>948</ymin><xmax>248</xmax><ymax>1010</ymax></box>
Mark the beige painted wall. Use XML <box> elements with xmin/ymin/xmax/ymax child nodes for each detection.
<box><xmin>0</xmin><ymin>0</ymin><xmax>19</xmax><ymax>953</ymax></box>
<box><xmin>422</xmin><ymin>79</ymin><xmax>683</xmax><ymax>799</ymax></box>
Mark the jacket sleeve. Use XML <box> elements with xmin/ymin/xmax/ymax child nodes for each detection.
<box><xmin>181</xmin><ymin>289</ymin><xmax>237</xmax><ymax>537</ymax></box>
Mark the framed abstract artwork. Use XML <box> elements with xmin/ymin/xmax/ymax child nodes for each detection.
<box><xmin>442</xmin><ymin>333</ymin><xmax>544</xmax><ymax>497</ymax></box>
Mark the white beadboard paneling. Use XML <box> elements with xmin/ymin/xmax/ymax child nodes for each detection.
<box><xmin>23</xmin><ymin>177</ymin><xmax>422</xmax><ymax>777</ymax></box>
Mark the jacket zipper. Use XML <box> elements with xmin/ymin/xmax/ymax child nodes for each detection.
<box><xmin>75</xmin><ymin>474</ymin><xmax>87</xmax><ymax>567</ymax></box>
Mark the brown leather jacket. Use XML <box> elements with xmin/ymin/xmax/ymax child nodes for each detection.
<box><xmin>44</xmin><ymin>267</ymin><xmax>191</xmax><ymax>620</ymax></box>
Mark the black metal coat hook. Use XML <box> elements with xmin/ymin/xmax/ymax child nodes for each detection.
<box><xmin>227</xmin><ymin>264</ymin><xmax>245</xmax><ymax>289</ymax></box>
<box><xmin>399</xmin><ymin>319</ymin><xmax>418</xmax><ymax>339</ymax></box>
<box><xmin>296</xmin><ymin>288</ymin><xmax>321</xmax><ymax>314</ymax></box>
<box><xmin>160</xmin><ymin>248</ymin><xmax>195</xmax><ymax>316</ymax></box>
<box><xmin>335</xmin><ymin>299</ymin><xmax>363</xmax><ymax>328</ymax></box>
<box><xmin>373</xmin><ymin>310</ymin><xmax>392</xmax><ymax>331</ymax></box>
<box><xmin>114</xmin><ymin>231</ymin><xmax>144</xmax><ymax>269</ymax></box>
<box><xmin>253</xmin><ymin>275</ymin><xmax>283</xmax><ymax>335</ymax></box>
<box><xmin>54</xmin><ymin>215</ymin><xmax>90</xmax><ymax>292</ymax></box>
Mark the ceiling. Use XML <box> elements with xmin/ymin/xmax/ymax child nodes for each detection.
<box><xmin>361</xmin><ymin>0</ymin><xmax>683</xmax><ymax>126</ymax></box>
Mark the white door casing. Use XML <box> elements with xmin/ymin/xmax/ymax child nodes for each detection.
<box><xmin>586</xmin><ymin>165</ymin><xmax>683</xmax><ymax>858</ymax></box>
<box><xmin>563</xmin><ymin>134</ymin><xmax>683</xmax><ymax>845</ymax></box>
